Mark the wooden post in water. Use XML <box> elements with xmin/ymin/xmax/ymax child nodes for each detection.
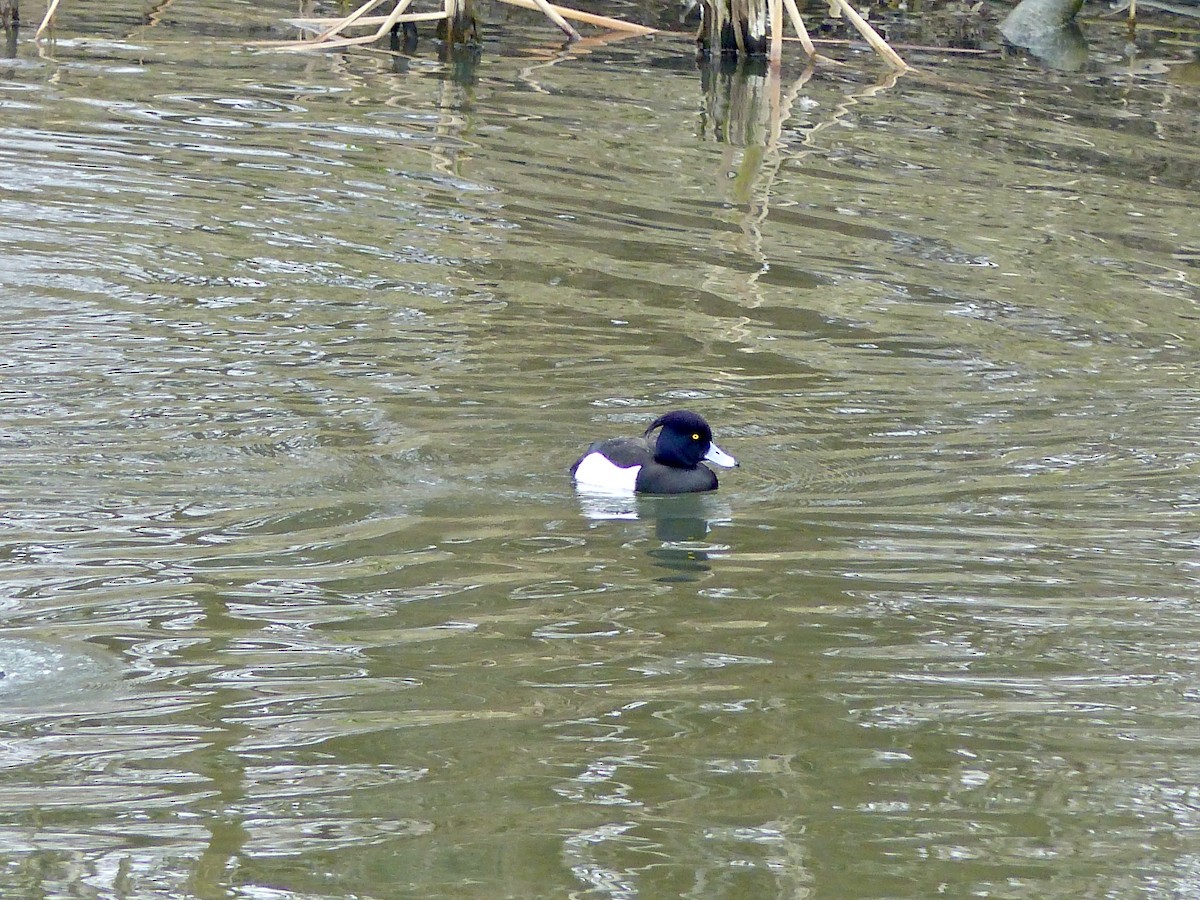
<box><xmin>437</xmin><ymin>0</ymin><xmax>478</xmax><ymax>44</ymax></box>
<box><xmin>696</xmin><ymin>0</ymin><xmax>906</xmax><ymax>68</ymax></box>
<box><xmin>1</xmin><ymin>0</ymin><xmax>16</xmax><ymax>58</ymax></box>
<box><xmin>698</xmin><ymin>0</ymin><xmax>769</xmax><ymax>56</ymax></box>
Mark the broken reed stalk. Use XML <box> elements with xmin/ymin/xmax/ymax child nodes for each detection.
<box><xmin>782</xmin><ymin>0</ymin><xmax>816</xmax><ymax>56</ymax></box>
<box><xmin>36</xmin><ymin>0</ymin><xmax>62</xmax><ymax>39</ymax></box>
<box><xmin>273</xmin><ymin>0</ymin><xmax>432</xmax><ymax>51</ymax></box>
<box><xmin>289</xmin><ymin>12</ymin><xmax>448</xmax><ymax>28</ymax></box>
<box><xmin>314</xmin><ymin>0</ymin><xmax>390</xmax><ymax>42</ymax></box>
<box><xmin>769</xmin><ymin>0</ymin><xmax>783</xmax><ymax>61</ymax></box>
<box><xmin>30</xmin><ymin>0</ymin><xmax>901</xmax><ymax>66</ymax></box>
<box><xmin>275</xmin><ymin>14</ymin><xmax>449</xmax><ymax>51</ymax></box>
<box><xmin>354</xmin><ymin>0</ymin><xmax>422</xmax><ymax>42</ymax></box>
<box><xmin>273</xmin><ymin>0</ymin><xmax>653</xmax><ymax>49</ymax></box>
<box><xmin>26</xmin><ymin>0</ymin><xmax>903</xmax><ymax>65</ymax></box>
<box><xmin>521</xmin><ymin>0</ymin><xmax>582</xmax><ymax>40</ymax></box>
<box><xmin>825</xmin><ymin>0</ymin><xmax>907</xmax><ymax>68</ymax></box>
<box><xmin>284</xmin><ymin>4</ymin><xmax>652</xmax><ymax>37</ymax></box>
<box><xmin>494</xmin><ymin>0</ymin><xmax>655</xmax><ymax>34</ymax></box>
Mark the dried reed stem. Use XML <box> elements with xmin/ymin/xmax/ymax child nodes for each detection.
<box><xmin>272</xmin><ymin>0</ymin><xmax>423</xmax><ymax>51</ymax></box>
<box><xmin>826</xmin><ymin>0</ymin><xmax>906</xmax><ymax>68</ymax></box>
<box><xmin>35</xmin><ymin>0</ymin><xmax>62</xmax><ymax>39</ymax></box>
<box><xmin>282</xmin><ymin>13</ymin><xmax>448</xmax><ymax>31</ymax></box>
<box><xmin>313</xmin><ymin>0</ymin><xmax>390</xmax><ymax>42</ymax></box>
<box><xmin>520</xmin><ymin>0</ymin><xmax>582</xmax><ymax>39</ymax></box>
<box><xmin>782</xmin><ymin>0</ymin><xmax>816</xmax><ymax>56</ymax></box>
<box><xmin>493</xmin><ymin>0</ymin><xmax>656</xmax><ymax>34</ymax></box>
<box><xmin>769</xmin><ymin>0</ymin><xmax>783</xmax><ymax>61</ymax></box>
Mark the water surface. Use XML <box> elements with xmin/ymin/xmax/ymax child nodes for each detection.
<box><xmin>1</xmin><ymin>1</ymin><xmax>1199</xmax><ymax>896</ymax></box>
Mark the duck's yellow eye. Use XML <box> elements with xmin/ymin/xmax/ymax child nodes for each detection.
<box><xmin>692</xmin><ymin>433</ymin><xmax>700</xmax><ymax>441</ymax></box>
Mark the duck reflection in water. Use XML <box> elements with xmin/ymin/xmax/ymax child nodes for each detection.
<box><xmin>575</xmin><ymin>491</ymin><xmax>735</xmax><ymax>582</ymax></box>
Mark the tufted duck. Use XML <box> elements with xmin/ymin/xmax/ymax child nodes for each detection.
<box><xmin>570</xmin><ymin>410</ymin><xmax>738</xmax><ymax>494</ymax></box>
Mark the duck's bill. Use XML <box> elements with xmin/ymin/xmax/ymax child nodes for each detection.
<box><xmin>704</xmin><ymin>443</ymin><xmax>738</xmax><ymax>468</ymax></box>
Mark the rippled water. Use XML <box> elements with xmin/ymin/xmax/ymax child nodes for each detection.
<box><xmin>2</xmin><ymin>0</ymin><xmax>1199</xmax><ymax>895</ymax></box>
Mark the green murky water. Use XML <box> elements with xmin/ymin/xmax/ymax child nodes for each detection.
<box><xmin>2</xmin><ymin>0</ymin><xmax>1199</xmax><ymax>895</ymax></box>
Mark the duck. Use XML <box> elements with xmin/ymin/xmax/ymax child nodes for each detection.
<box><xmin>570</xmin><ymin>410</ymin><xmax>738</xmax><ymax>494</ymax></box>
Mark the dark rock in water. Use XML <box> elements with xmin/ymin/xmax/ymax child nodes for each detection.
<box><xmin>1002</xmin><ymin>0</ymin><xmax>1085</xmax><ymax>34</ymax></box>
<box><xmin>1001</xmin><ymin>0</ymin><xmax>1090</xmax><ymax>69</ymax></box>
